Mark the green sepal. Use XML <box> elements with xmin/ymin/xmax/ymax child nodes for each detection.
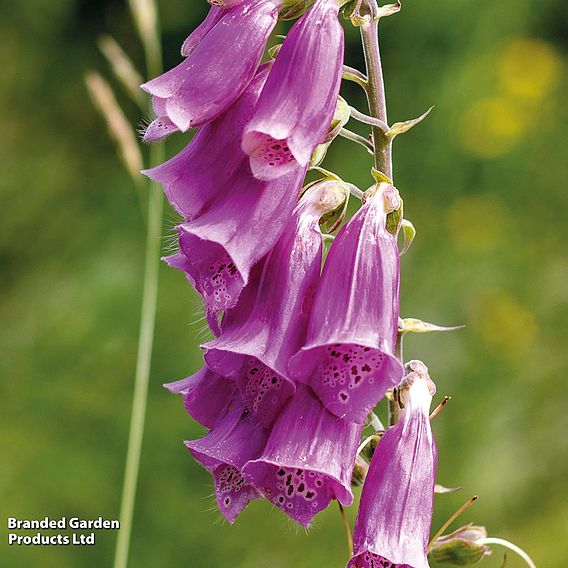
<box><xmin>377</xmin><ymin>2</ymin><xmax>402</xmax><ymax>19</ymax></box>
<box><xmin>386</xmin><ymin>203</ymin><xmax>403</xmax><ymax>236</ymax></box>
<box><xmin>387</xmin><ymin>106</ymin><xmax>434</xmax><ymax>139</ymax></box>
<box><xmin>267</xmin><ymin>43</ymin><xmax>282</xmax><ymax>60</ymax></box>
<box><xmin>435</xmin><ymin>484</ymin><xmax>463</xmax><ymax>494</ymax></box>
<box><xmin>309</xmin><ymin>143</ymin><xmax>330</xmax><ymax>168</ymax></box>
<box><xmin>371</xmin><ymin>168</ymin><xmax>393</xmax><ymax>184</ymax></box>
<box><xmin>399</xmin><ymin>219</ymin><xmax>416</xmax><ymax>255</ymax></box>
<box><xmin>323</xmin><ymin>96</ymin><xmax>351</xmax><ymax>143</ymax></box>
<box><xmin>428</xmin><ymin>525</ymin><xmax>491</xmax><ymax>566</ymax></box>
<box><xmin>319</xmin><ymin>184</ymin><xmax>350</xmax><ymax>233</ymax></box>
<box><xmin>399</xmin><ymin>317</ymin><xmax>465</xmax><ymax>335</ymax></box>
<box><xmin>351</xmin><ymin>456</ymin><xmax>369</xmax><ymax>487</ymax></box>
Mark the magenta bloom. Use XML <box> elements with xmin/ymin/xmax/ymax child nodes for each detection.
<box><xmin>186</xmin><ymin>395</ymin><xmax>269</xmax><ymax>523</ymax></box>
<box><xmin>180</xmin><ymin>7</ymin><xmax>223</xmax><ymax>57</ymax></box>
<box><xmin>242</xmin><ymin>0</ymin><xmax>344</xmax><ymax>180</ymax></box>
<box><xmin>142</xmin><ymin>0</ymin><xmax>279</xmax><ymax>132</ymax></box>
<box><xmin>169</xmin><ymin>160</ymin><xmax>306</xmax><ymax>325</ymax></box>
<box><xmin>204</xmin><ymin>181</ymin><xmax>347</xmax><ymax>426</ymax></box>
<box><xmin>244</xmin><ymin>385</ymin><xmax>363</xmax><ymax>527</ymax></box>
<box><xmin>164</xmin><ymin>366</ymin><xmax>235</xmax><ymax>429</ymax></box>
<box><xmin>348</xmin><ymin>361</ymin><xmax>437</xmax><ymax>568</ymax></box>
<box><xmin>143</xmin><ymin>67</ymin><xmax>269</xmax><ymax>216</ymax></box>
<box><xmin>289</xmin><ymin>184</ymin><xmax>404</xmax><ymax>423</ymax></box>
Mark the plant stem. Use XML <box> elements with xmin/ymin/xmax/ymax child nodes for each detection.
<box><xmin>360</xmin><ymin>6</ymin><xmax>393</xmax><ymax>179</ymax></box>
<box><xmin>114</xmin><ymin>3</ymin><xmax>164</xmax><ymax>568</ymax></box>
<box><xmin>338</xmin><ymin>503</ymin><xmax>354</xmax><ymax>557</ymax></box>
<box><xmin>479</xmin><ymin>538</ymin><xmax>536</xmax><ymax>568</ymax></box>
<box><xmin>427</xmin><ymin>496</ymin><xmax>479</xmax><ymax>553</ymax></box>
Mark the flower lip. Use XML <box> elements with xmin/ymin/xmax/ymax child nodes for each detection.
<box><xmin>243</xmin><ymin>385</ymin><xmax>362</xmax><ymax>527</ymax></box>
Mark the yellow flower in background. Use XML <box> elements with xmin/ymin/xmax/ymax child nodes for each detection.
<box><xmin>458</xmin><ymin>37</ymin><xmax>562</xmax><ymax>158</ymax></box>
<box><xmin>472</xmin><ymin>292</ymin><xmax>537</xmax><ymax>359</ymax></box>
<box><xmin>458</xmin><ymin>96</ymin><xmax>526</xmax><ymax>158</ymax></box>
<box><xmin>447</xmin><ymin>194</ymin><xmax>508</xmax><ymax>251</ymax></box>
<box><xmin>498</xmin><ymin>38</ymin><xmax>561</xmax><ymax>101</ymax></box>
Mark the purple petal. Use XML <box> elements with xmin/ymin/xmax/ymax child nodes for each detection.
<box><xmin>349</xmin><ymin>363</ymin><xmax>437</xmax><ymax>568</ymax></box>
<box><xmin>175</xmin><ymin>160</ymin><xmax>306</xmax><ymax>316</ymax></box>
<box><xmin>181</xmin><ymin>7</ymin><xmax>224</xmax><ymax>57</ymax></box>
<box><xmin>142</xmin><ymin>67</ymin><xmax>270</xmax><ymax>218</ymax></box>
<box><xmin>143</xmin><ymin>115</ymin><xmax>179</xmax><ymax>142</ymax></box>
<box><xmin>186</xmin><ymin>395</ymin><xmax>269</xmax><ymax>523</ymax></box>
<box><xmin>204</xmin><ymin>182</ymin><xmax>343</xmax><ymax>425</ymax></box>
<box><xmin>243</xmin><ymin>0</ymin><xmax>344</xmax><ymax>179</ymax></box>
<box><xmin>141</xmin><ymin>0</ymin><xmax>279</xmax><ymax>130</ymax></box>
<box><xmin>243</xmin><ymin>385</ymin><xmax>363</xmax><ymax>527</ymax></box>
<box><xmin>289</xmin><ymin>185</ymin><xmax>404</xmax><ymax>423</ymax></box>
<box><xmin>164</xmin><ymin>366</ymin><xmax>236</xmax><ymax>429</ymax></box>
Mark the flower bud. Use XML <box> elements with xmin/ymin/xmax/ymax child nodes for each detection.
<box><xmin>351</xmin><ymin>456</ymin><xmax>369</xmax><ymax>487</ymax></box>
<box><xmin>428</xmin><ymin>524</ymin><xmax>492</xmax><ymax>565</ymax></box>
<box><xmin>360</xmin><ymin>434</ymin><xmax>381</xmax><ymax>461</ymax></box>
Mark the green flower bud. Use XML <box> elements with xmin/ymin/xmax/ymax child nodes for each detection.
<box><xmin>351</xmin><ymin>456</ymin><xmax>369</xmax><ymax>487</ymax></box>
<box><xmin>428</xmin><ymin>525</ymin><xmax>492</xmax><ymax>565</ymax></box>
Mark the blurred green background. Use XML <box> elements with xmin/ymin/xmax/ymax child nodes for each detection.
<box><xmin>1</xmin><ymin>0</ymin><xmax>567</xmax><ymax>566</ymax></box>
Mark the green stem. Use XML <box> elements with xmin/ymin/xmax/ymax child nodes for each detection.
<box><xmin>479</xmin><ymin>538</ymin><xmax>537</xmax><ymax>568</ymax></box>
<box><xmin>114</xmin><ymin>3</ymin><xmax>164</xmax><ymax>567</ymax></box>
<box><xmin>360</xmin><ymin>7</ymin><xmax>393</xmax><ymax>179</ymax></box>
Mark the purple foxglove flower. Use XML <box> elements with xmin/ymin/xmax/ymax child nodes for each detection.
<box><xmin>143</xmin><ymin>66</ymin><xmax>270</xmax><ymax>215</ymax></box>
<box><xmin>186</xmin><ymin>395</ymin><xmax>269</xmax><ymax>523</ymax></box>
<box><xmin>242</xmin><ymin>0</ymin><xmax>344</xmax><ymax>180</ymax></box>
<box><xmin>243</xmin><ymin>384</ymin><xmax>363</xmax><ymax>527</ymax></box>
<box><xmin>141</xmin><ymin>0</ymin><xmax>279</xmax><ymax>132</ymax></box>
<box><xmin>164</xmin><ymin>366</ymin><xmax>236</xmax><ymax>429</ymax></box>
<box><xmin>181</xmin><ymin>7</ymin><xmax>223</xmax><ymax>57</ymax></box>
<box><xmin>204</xmin><ymin>181</ymin><xmax>348</xmax><ymax>426</ymax></box>
<box><xmin>170</xmin><ymin>160</ymin><xmax>307</xmax><ymax>325</ymax></box>
<box><xmin>348</xmin><ymin>361</ymin><xmax>438</xmax><ymax>568</ymax></box>
<box><xmin>289</xmin><ymin>183</ymin><xmax>404</xmax><ymax>423</ymax></box>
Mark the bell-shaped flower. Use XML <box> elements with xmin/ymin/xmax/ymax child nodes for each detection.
<box><xmin>204</xmin><ymin>180</ymin><xmax>348</xmax><ymax>426</ymax></box>
<box><xmin>164</xmin><ymin>366</ymin><xmax>236</xmax><ymax>429</ymax></box>
<box><xmin>243</xmin><ymin>384</ymin><xmax>363</xmax><ymax>527</ymax></box>
<box><xmin>168</xmin><ymin>159</ymin><xmax>306</xmax><ymax>326</ymax></box>
<box><xmin>141</xmin><ymin>0</ymin><xmax>279</xmax><ymax>132</ymax></box>
<box><xmin>142</xmin><ymin>66</ymin><xmax>270</xmax><ymax>215</ymax></box>
<box><xmin>242</xmin><ymin>0</ymin><xmax>344</xmax><ymax>180</ymax></box>
<box><xmin>289</xmin><ymin>183</ymin><xmax>404</xmax><ymax>423</ymax></box>
<box><xmin>186</xmin><ymin>394</ymin><xmax>269</xmax><ymax>523</ymax></box>
<box><xmin>348</xmin><ymin>360</ymin><xmax>438</xmax><ymax>568</ymax></box>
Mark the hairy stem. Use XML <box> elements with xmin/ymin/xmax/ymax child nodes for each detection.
<box><xmin>360</xmin><ymin>7</ymin><xmax>393</xmax><ymax>179</ymax></box>
<box><xmin>114</xmin><ymin>3</ymin><xmax>164</xmax><ymax>568</ymax></box>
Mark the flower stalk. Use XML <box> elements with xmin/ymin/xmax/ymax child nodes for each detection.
<box><xmin>113</xmin><ymin>2</ymin><xmax>164</xmax><ymax>568</ymax></box>
<box><xmin>359</xmin><ymin>5</ymin><xmax>392</xmax><ymax>178</ymax></box>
